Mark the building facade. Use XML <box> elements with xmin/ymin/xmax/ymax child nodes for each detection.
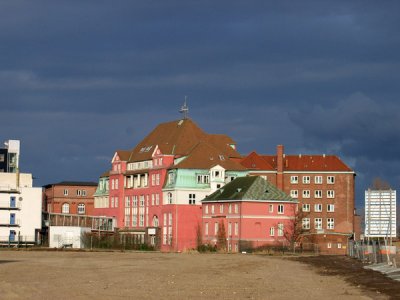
<box><xmin>93</xmin><ymin>118</ymin><xmax>247</xmax><ymax>251</ymax></box>
<box><xmin>202</xmin><ymin>176</ymin><xmax>297</xmax><ymax>252</ymax></box>
<box><xmin>43</xmin><ymin>181</ymin><xmax>98</xmax><ymax>215</ymax></box>
<box><xmin>0</xmin><ymin>140</ymin><xmax>42</xmax><ymax>244</ymax></box>
<box><xmin>240</xmin><ymin>145</ymin><xmax>356</xmax><ymax>254</ymax></box>
<box><xmin>365</xmin><ymin>189</ymin><xmax>396</xmax><ymax>239</ymax></box>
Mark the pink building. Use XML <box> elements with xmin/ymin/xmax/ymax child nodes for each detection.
<box><xmin>93</xmin><ymin>118</ymin><xmax>246</xmax><ymax>252</ymax></box>
<box><xmin>202</xmin><ymin>176</ymin><xmax>298</xmax><ymax>252</ymax></box>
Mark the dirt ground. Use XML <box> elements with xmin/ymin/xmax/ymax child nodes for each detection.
<box><xmin>295</xmin><ymin>256</ymin><xmax>400</xmax><ymax>300</ymax></box>
<box><xmin>0</xmin><ymin>250</ymin><xmax>393</xmax><ymax>300</ymax></box>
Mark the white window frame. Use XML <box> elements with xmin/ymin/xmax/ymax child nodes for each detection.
<box><xmin>77</xmin><ymin>203</ymin><xmax>85</xmax><ymax>214</ymax></box>
<box><xmin>269</xmin><ymin>204</ymin><xmax>273</xmax><ymax>213</ymax></box>
<box><xmin>327</xmin><ymin>204</ymin><xmax>335</xmax><ymax>212</ymax></box>
<box><xmin>327</xmin><ymin>190</ymin><xmax>335</xmax><ymax>198</ymax></box>
<box><xmin>302</xmin><ymin>203</ymin><xmax>310</xmax><ymax>212</ymax></box>
<box><xmin>290</xmin><ymin>190</ymin><xmax>298</xmax><ymax>198</ymax></box>
<box><xmin>63</xmin><ymin>189</ymin><xmax>68</xmax><ymax>196</ymax></box>
<box><xmin>302</xmin><ymin>190</ymin><xmax>310</xmax><ymax>198</ymax></box>
<box><xmin>62</xmin><ymin>203</ymin><xmax>70</xmax><ymax>214</ymax></box>
<box><xmin>290</xmin><ymin>176</ymin><xmax>298</xmax><ymax>184</ymax></box>
<box><xmin>327</xmin><ymin>176</ymin><xmax>335</xmax><ymax>184</ymax></box>
<box><xmin>314</xmin><ymin>204</ymin><xmax>322</xmax><ymax>212</ymax></box>
<box><xmin>314</xmin><ymin>190</ymin><xmax>322</xmax><ymax>198</ymax></box>
<box><xmin>314</xmin><ymin>176</ymin><xmax>323</xmax><ymax>184</ymax></box>
<box><xmin>327</xmin><ymin>218</ymin><xmax>334</xmax><ymax>229</ymax></box>
<box><xmin>270</xmin><ymin>227</ymin><xmax>275</xmax><ymax>236</ymax></box>
<box><xmin>314</xmin><ymin>218</ymin><xmax>322</xmax><ymax>229</ymax></box>
<box><xmin>302</xmin><ymin>176</ymin><xmax>310</xmax><ymax>184</ymax></box>
<box><xmin>277</xmin><ymin>223</ymin><xmax>284</xmax><ymax>236</ymax></box>
<box><xmin>302</xmin><ymin>218</ymin><xmax>310</xmax><ymax>229</ymax></box>
<box><xmin>277</xmin><ymin>204</ymin><xmax>284</xmax><ymax>214</ymax></box>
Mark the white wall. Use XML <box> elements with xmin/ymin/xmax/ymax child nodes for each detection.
<box><xmin>49</xmin><ymin>226</ymin><xmax>91</xmax><ymax>248</ymax></box>
<box><xmin>0</xmin><ymin>185</ymin><xmax>42</xmax><ymax>242</ymax></box>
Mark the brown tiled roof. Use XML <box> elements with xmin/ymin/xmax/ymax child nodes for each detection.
<box><xmin>240</xmin><ymin>152</ymin><xmax>353</xmax><ymax>172</ymax></box>
<box><xmin>100</xmin><ymin>171</ymin><xmax>110</xmax><ymax>178</ymax></box>
<box><xmin>282</xmin><ymin>155</ymin><xmax>353</xmax><ymax>172</ymax></box>
<box><xmin>116</xmin><ymin>150</ymin><xmax>131</xmax><ymax>161</ymax></box>
<box><xmin>175</xmin><ymin>141</ymin><xmax>246</xmax><ymax>170</ymax></box>
<box><xmin>127</xmin><ymin>119</ymin><xmax>242</xmax><ymax>164</ymax></box>
<box><xmin>240</xmin><ymin>152</ymin><xmax>274</xmax><ymax>170</ymax></box>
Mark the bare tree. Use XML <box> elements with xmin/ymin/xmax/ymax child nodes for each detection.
<box><xmin>371</xmin><ymin>177</ymin><xmax>391</xmax><ymax>190</ymax></box>
<box><xmin>216</xmin><ymin>220</ymin><xmax>227</xmax><ymax>252</ymax></box>
<box><xmin>283</xmin><ymin>206</ymin><xmax>308</xmax><ymax>253</ymax></box>
<box><xmin>196</xmin><ymin>222</ymin><xmax>202</xmax><ymax>250</ymax></box>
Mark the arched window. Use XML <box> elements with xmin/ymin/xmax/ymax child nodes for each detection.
<box><xmin>62</xmin><ymin>203</ymin><xmax>70</xmax><ymax>214</ymax></box>
<box><xmin>78</xmin><ymin>203</ymin><xmax>85</xmax><ymax>214</ymax></box>
<box><xmin>152</xmin><ymin>215</ymin><xmax>159</xmax><ymax>227</ymax></box>
<box><xmin>167</xmin><ymin>193</ymin><xmax>172</xmax><ymax>204</ymax></box>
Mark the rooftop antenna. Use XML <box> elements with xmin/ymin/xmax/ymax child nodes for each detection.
<box><xmin>179</xmin><ymin>96</ymin><xmax>189</xmax><ymax>120</ymax></box>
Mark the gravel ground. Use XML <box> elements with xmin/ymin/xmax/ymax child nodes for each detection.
<box><xmin>0</xmin><ymin>250</ymin><xmax>386</xmax><ymax>299</ymax></box>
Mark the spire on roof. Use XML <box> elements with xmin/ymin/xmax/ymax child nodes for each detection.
<box><xmin>179</xmin><ymin>97</ymin><xmax>189</xmax><ymax>120</ymax></box>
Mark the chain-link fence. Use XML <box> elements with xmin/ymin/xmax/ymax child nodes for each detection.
<box><xmin>348</xmin><ymin>240</ymin><xmax>397</xmax><ymax>265</ymax></box>
<box><xmin>80</xmin><ymin>232</ymin><xmax>156</xmax><ymax>251</ymax></box>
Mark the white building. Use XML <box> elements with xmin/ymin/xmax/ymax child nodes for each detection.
<box><xmin>0</xmin><ymin>172</ymin><xmax>42</xmax><ymax>244</ymax></box>
<box><xmin>365</xmin><ymin>189</ymin><xmax>397</xmax><ymax>238</ymax></box>
<box><xmin>0</xmin><ymin>140</ymin><xmax>42</xmax><ymax>244</ymax></box>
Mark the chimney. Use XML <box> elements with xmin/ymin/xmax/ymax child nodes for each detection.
<box><xmin>277</xmin><ymin>145</ymin><xmax>284</xmax><ymax>190</ymax></box>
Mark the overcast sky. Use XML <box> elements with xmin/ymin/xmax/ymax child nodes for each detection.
<box><xmin>1</xmin><ymin>1</ymin><xmax>399</xmax><ymax>209</ymax></box>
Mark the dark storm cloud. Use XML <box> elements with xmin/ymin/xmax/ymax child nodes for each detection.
<box><xmin>1</xmin><ymin>1</ymin><xmax>399</xmax><ymax>207</ymax></box>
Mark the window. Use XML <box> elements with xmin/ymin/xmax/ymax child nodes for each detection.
<box><xmin>327</xmin><ymin>204</ymin><xmax>335</xmax><ymax>212</ymax></box>
<box><xmin>228</xmin><ymin>204</ymin><xmax>232</xmax><ymax>214</ymax></box>
<box><xmin>133</xmin><ymin>196</ymin><xmax>138</xmax><ymax>207</ymax></box>
<box><xmin>338</xmin><ymin>243</ymin><xmax>342</xmax><ymax>249</ymax></box>
<box><xmin>270</xmin><ymin>227</ymin><xmax>275</xmax><ymax>236</ymax></box>
<box><xmin>115</xmin><ymin>179</ymin><xmax>119</xmax><ymax>189</ymax></box>
<box><xmin>290</xmin><ymin>176</ymin><xmax>298</xmax><ymax>184</ymax></box>
<box><xmin>167</xmin><ymin>193</ymin><xmax>173</xmax><ymax>204</ymax></box>
<box><xmin>302</xmin><ymin>190</ymin><xmax>310</xmax><ymax>198</ymax></box>
<box><xmin>211</xmin><ymin>205</ymin><xmax>215</xmax><ymax>214</ymax></box>
<box><xmin>214</xmin><ymin>222</ymin><xmax>219</xmax><ymax>235</ymax></box>
<box><xmin>277</xmin><ymin>223</ymin><xmax>284</xmax><ymax>236</ymax></box>
<box><xmin>151</xmin><ymin>194</ymin><xmax>155</xmax><ymax>206</ymax></box>
<box><xmin>269</xmin><ymin>204</ymin><xmax>273</xmax><ymax>213</ymax></box>
<box><xmin>205</xmin><ymin>223</ymin><xmax>209</xmax><ymax>235</ymax></box>
<box><xmin>62</xmin><ymin>203</ymin><xmax>70</xmax><ymax>214</ymax></box>
<box><xmin>115</xmin><ymin>197</ymin><xmax>119</xmax><ymax>207</ymax></box>
<box><xmin>189</xmin><ymin>194</ymin><xmax>196</xmax><ymax>205</ymax></box>
<box><xmin>234</xmin><ymin>222</ymin><xmax>238</xmax><ymax>236</ymax></box>
<box><xmin>156</xmin><ymin>174</ymin><xmax>160</xmax><ymax>185</ymax></box>
<box><xmin>277</xmin><ymin>204</ymin><xmax>284</xmax><ymax>214</ymax></box>
<box><xmin>302</xmin><ymin>176</ymin><xmax>310</xmax><ymax>184</ymax></box>
<box><xmin>63</xmin><ymin>189</ymin><xmax>68</xmax><ymax>196</ymax></box>
<box><xmin>197</xmin><ymin>175</ymin><xmax>209</xmax><ymax>184</ymax></box>
<box><xmin>205</xmin><ymin>205</ymin><xmax>209</xmax><ymax>214</ymax></box>
<box><xmin>82</xmin><ymin>190</ymin><xmax>87</xmax><ymax>196</ymax></box>
<box><xmin>234</xmin><ymin>204</ymin><xmax>239</xmax><ymax>214</ymax></box>
<box><xmin>77</xmin><ymin>190</ymin><xmax>82</xmax><ymax>196</ymax></box>
<box><xmin>0</xmin><ymin>154</ymin><xmax>4</xmax><ymax>162</ymax></box>
<box><xmin>327</xmin><ymin>243</ymin><xmax>332</xmax><ymax>249</ymax></box>
<box><xmin>314</xmin><ymin>190</ymin><xmax>322</xmax><ymax>198</ymax></box>
<box><xmin>314</xmin><ymin>204</ymin><xmax>322</xmax><ymax>212</ymax></box>
<box><xmin>314</xmin><ymin>176</ymin><xmax>323</xmax><ymax>184</ymax></box>
<box><xmin>78</xmin><ymin>203</ymin><xmax>85</xmax><ymax>214</ymax></box>
<box><xmin>327</xmin><ymin>218</ymin><xmax>334</xmax><ymax>229</ymax></box>
<box><xmin>151</xmin><ymin>174</ymin><xmax>155</xmax><ymax>186</ymax></box>
<box><xmin>302</xmin><ymin>218</ymin><xmax>310</xmax><ymax>229</ymax></box>
<box><xmin>290</xmin><ymin>190</ymin><xmax>298</xmax><ymax>198</ymax></box>
<box><xmin>228</xmin><ymin>222</ymin><xmax>232</xmax><ymax>235</ymax></box>
<box><xmin>219</xmin><ymin>204</ymin><xmax>223</xmax><ymax>213</ymax></box>
<box><xmin>140</xmin><ymin>196</ymin><xmax>145</xmax><ymax>207</ymax></box>
<box><xmin>327</xmin><ymin>190</ymin><xmax>335</xmax><ymax>198</ymax></box>
<box><xmin>314</xmin><ymin>218</ymin><xmax>322</xmax><ymax>229</ymax></box>
<box><xmin>327</xmin><ymin>176</ymin><xmax>335</xmax><ymax>184</ymax></box>
<box><xmin>168</xmin><ymin>172</ymin><xmax>174</xmax><ymax>185</ymax></box>
<box><xmin>302</xmin><ymin>204</ymin><xmax>310</xmax><ymax>212</ymax></box>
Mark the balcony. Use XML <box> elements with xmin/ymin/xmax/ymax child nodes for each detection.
<box><xmin>0</xmin><ymin>184</ymin><xmax>20</xmax><ymax>193</ymax></box>
<box><xmin>0</xmin><ymin>218</ymin><xmax>20</xmax><ymax>227</ymax></box>
<box><xmin>0</xmin><ymin>199</ymin><xmax>21</xmax><ymax>210</ymax></box>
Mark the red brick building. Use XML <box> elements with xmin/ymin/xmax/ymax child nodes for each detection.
<box><xmin>240</xmin><ymin>145</ymin><xmax>357</xmax><ymax>254</ymax></box>
<box><xmin>43</xmin><ymin>181</ymin><xmax>98</xmax><ymax>215</ymax></box>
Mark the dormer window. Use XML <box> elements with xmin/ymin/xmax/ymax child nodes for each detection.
<box><xmin>219</xmin><ymin>155</ymin><xmax>225</xmax><ymax>161</ymax></box>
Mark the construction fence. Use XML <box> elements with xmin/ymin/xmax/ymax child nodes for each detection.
<box><xmin>348</xmin><ymin>240</ymin><xmax>398</xmax><ymax>265</ymax></box>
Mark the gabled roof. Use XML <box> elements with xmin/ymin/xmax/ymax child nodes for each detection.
<box><xmin>240</xmin><ymin>151</ymin><xmax>274</xmax><ymax>170</ymax></box>
<box><xmin>203</xmin><ymin>176</ymin><xmax>294</xmax><ymax>202</ymax></box>
<box><xmin>175</xmin><ymin>141</ymin><xmax>246</xmax><ymax>171</ymax></box>
<box><xmin>115</xmin><ymin>150</ymin><xmax>131</xmax><ymax>161</ymax></box>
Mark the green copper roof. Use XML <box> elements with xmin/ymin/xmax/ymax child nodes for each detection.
<box><xmin>203</xmin><ymin>176</ymin><xmax>295</xmax><ymax>202</ymax></box>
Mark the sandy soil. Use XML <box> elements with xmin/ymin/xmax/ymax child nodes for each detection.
<box><xmin>0</xmin><ymin>250</ymin><xmax>386</xmax><ymax>300</ymax></box>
